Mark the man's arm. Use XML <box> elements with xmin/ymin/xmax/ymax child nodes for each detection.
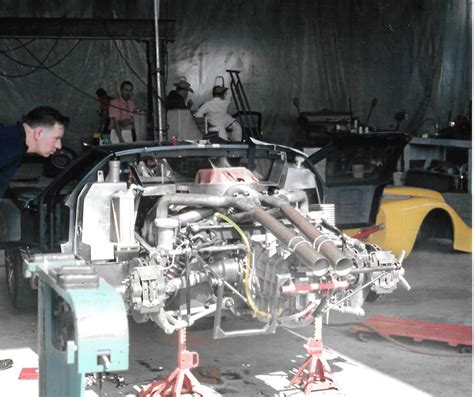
<box><xmin>194</xmin><ymin>102</ymin><xmax>208</xmax><ymax>118</ymax></box>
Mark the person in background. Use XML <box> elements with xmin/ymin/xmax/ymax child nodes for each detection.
<box><xmin>0</xmin><ymin>106</ymin><xmax>69</xmax><ymax>197</ymax></box>
<box><xmin>96</xmin><ymin>88</ymin><xmax>112</xmax><ymax>142</ymax></box>
<box><xmin>109</xmin><ymin>81</ymin><xmax>135</xmax><ymax>143</ymax></box>
<box><xmin>194</xmin><ymin>85</ymin><xmax>242</xmax><ymax>142</ymax></box>
<box><xmin>166</xmin><ymin>79</ymin><xmax>194</xmax><ymax>110</ymax></box>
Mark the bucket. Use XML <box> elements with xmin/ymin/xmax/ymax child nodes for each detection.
<box><xmin>393</xmin><ymin>171</ymin><xmax>406</xmax><ymax>186</ymax></box>
<box><xmin>352</xmin><ymin>164</ymin><xmax>364</xmax><ymax>179</ymax></box>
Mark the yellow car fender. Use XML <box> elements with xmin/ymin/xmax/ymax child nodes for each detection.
<box><xmin>345</xmin><ymin>186</ymin><xmax>472</xmax><ymax>257</ymax></box>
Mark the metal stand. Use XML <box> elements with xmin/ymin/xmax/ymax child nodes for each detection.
<box><xmin>291</xmin><ymin>317</ymin><xmax>339</xmax><ymax>394</ymax></box>
<box><xmin>226</xmin><ymin>69</ymin><xmax>261</xmax><ymax>140</ymax></box>
<box><xmin>140</xmin><ymin>327</ymin><xmax>204</xmax><ymax>397</ymax></box>
<box><xmin>26</xmin><ymin>254</ymin><xmax>129</xmax><ymax>397</ymax></box>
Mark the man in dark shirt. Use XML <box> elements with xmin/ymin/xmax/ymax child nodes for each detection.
<box><xmin>0</xmin><ymin>106</ymin><xmax>69</xmax><ymax>197</ymax></box>
<box><xmin>166</xmin><ymin>79</ymin><xmax>194</xmax><ymax>110</ymax></box>
<box><xmin>96</xmin><ymin>88</ymin><xmax>112</xmax><ymax>136</ymax></box>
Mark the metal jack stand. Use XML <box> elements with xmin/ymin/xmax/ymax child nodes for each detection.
<box><xmin>140</xmin><ymin>327</ymin><xmax>204</xmax><ymax>397</ymax></box>
<box><xmin>291</xmin><ymin>316</ymin><xmax>339</xmax><ymax>394</ymax></box>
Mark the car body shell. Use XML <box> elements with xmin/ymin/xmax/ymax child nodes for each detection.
<box><xmin>1</xmin><ymin>137</ymin><xmax>471</xmax><ymax>260</ymax></box>
<box><xmin>346</xmin><ymin>186</ymin><xmax>472</xmax><ymax>257</ymax></box>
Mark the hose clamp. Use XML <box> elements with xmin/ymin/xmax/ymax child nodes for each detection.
<box><xmin>288</xmin><ymin>235</ymin><xmax>311</xmax><ymax>252</ymax></box>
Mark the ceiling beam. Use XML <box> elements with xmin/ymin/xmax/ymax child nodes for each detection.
<box><xmin>0</xmin><ymin>18</ymin><xmax>176</xmax><ymax>41</ymax></box>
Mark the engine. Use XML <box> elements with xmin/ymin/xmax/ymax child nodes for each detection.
<box><xmin>73</xmin><ymin>154</ymin><xmax>407</xmax><ymax>337</ymax></box>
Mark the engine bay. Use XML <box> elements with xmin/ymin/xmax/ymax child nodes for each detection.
<box><xmin>71</xmin><ymin>146</ymin><xmax>407</xmax><ymax>337</ymax></box>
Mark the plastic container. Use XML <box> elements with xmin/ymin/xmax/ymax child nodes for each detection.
<box><xmin>393</xmin><ymin>171</ymin><xmax>406</xmax><ymax>186</ymax></box>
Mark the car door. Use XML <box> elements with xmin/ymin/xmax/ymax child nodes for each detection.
<box><xmin>308</xmin><ymin>132</ymin><xmax>410</xmax><ymax>228</ymax></box>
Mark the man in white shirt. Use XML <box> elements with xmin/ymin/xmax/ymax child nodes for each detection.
<box><xmin>194</xmin><ymin>86</ymin><xmax>242</xmax><ymax>142</ymax></box>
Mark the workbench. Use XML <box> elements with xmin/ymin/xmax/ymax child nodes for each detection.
<box><xmin>403</xmin><ymin>137</ymin><xmax>472</xmax><ymax>193</ymax></box>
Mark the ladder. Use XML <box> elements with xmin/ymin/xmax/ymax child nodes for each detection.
<box><xmin>226</xmin><ymin>69</ymin><xmax>261</xmax><ymax>141</ymax></box>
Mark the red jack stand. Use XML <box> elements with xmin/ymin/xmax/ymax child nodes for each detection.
<box><xmin>140</xmin><ymin>327</ymin><xmax>204</xmax><ymax>397</ymax></box>
<box><xmin>291</xmin><ymin>317</ymin><xmax>339</xmax><ymax>395</ymax></box>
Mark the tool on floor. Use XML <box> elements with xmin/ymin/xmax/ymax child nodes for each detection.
<box><xmin>139</xmin><ymin>325</ymin><xmax>204</xmax><ymax>397</ymax></box>
<box><xmin>0</xmin><ymin>358</ymin><xmax>13</xmax><ymax>371</ymax></box>
<box><xmin>19</xmin><ymin>367</ymin><xmax>39</xmax><ymax>380</ymax></box>
<box><xmin>352</xmin><ymin>315</ymin><xmax>472</xmax><ymax>352</ymax></box>
<box><xmin>103</xmin><ymin>372</ymin><xmax>126</xmax><ymax>388</ymax></box>
<box><xmin>290</xmin><ymin>316</ymin><xmax>339</xmax><ymax>394</ymax></box>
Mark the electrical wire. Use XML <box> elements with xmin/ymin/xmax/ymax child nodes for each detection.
<box><xmin>1</xmin><ymin>26</ymin><xmax>154</xmax><ymax>123</ymax></box>
<box><xmin>0</xmin><ymin>65</ymin><xmax>45</xmax><ymax>79</ymax></box>
<box><xmin>10</xmin><ymin>38</ymin><xmax>99</xmax><ymax>102</ymax></box>
<box><xmin>0</xmin><ymin>36</ymin><xmax>62</xmax><ymax>78</ymax></box>
<box><xmin>6</xmin><ymin>38</ymin><xmax>144</xmax><ymax>115</ymax></box>
<box><xmin>1</xmin><ymin>18</ymin><xmax>66</xmax><ymax>78</ymax></box>
<box><xmin>0</xmin><ymin>38</ymin><xmax>36</xmax><ymax>54</ymax></box>
<box><xmin>0</xmin><ymin>39</ymin><xmax>82</xmax><ymax>70</ymax></box>
<box><xmin>101</xmin><ymin>18</ymin><xmax>164</xmax><ymax>105</ymax></box>
<box><xmin>214</xmin><ymin>212</ymin><xmax>270</xmax><ymax>319</ymax></box>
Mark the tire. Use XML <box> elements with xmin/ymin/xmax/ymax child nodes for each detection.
<box><xmin>5</xmin><ymin>249</ymin><xmax>37</xmax><ymax>310</ymax></box>
<box><xmin>357</xmin><ymin>332</ymin><xmax>370</xmax><ymax>343</ymax></box>
<box><xmin>43</xmin><ymin>147</ymin><xmax>76</xmax><ymax>177</ymax></box>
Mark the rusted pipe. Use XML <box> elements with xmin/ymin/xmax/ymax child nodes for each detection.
<box><xmin>254</xmin><ymin>208</ymin><xmax>329</xmax><ymax>276</ymax></box>
<box><xmin>279</xmin><ymin>203</ymin><xmax>353</xmax><ymax>276</ymax></box>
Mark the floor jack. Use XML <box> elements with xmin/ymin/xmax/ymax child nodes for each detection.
<box><xmin>291</xmin><ymin>316</ymin><xmax>339</xmax><ymax>395</ymax></box>
<box><xmin>351</xmin><ymin>315</ymin><xmax>473</xmax><ymax>352</ymax></box>
<box><xmin>140</xmin><ymin>326</ymin><xmax>205</xmax><ymax>397</ymax></box>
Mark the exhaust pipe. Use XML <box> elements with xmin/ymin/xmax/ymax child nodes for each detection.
<box><xmin>279</xmin><ymin>204</ymin><xmax>353</xmax><ymax>276</ymax></box>
<box><xmin>154</xmin><ymin>194</ymin><xmax>330</xmax><ymax>276</ymax></box>
<box><xmin>253</xmin><ymin>208</ymin><xmax>329</xmax><ymax>276</ymax></box>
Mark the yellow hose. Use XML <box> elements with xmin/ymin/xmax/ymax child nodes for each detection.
<box><xmin>214</xmin><ymin>212</ymin><xmax>270</xmax><ymax>318</ymax></box>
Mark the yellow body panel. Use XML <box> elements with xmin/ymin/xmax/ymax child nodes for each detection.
<box><xmin>345</xmin><ymin>186</ymin><xmax>472</xmax><ymax>257</ymax></box>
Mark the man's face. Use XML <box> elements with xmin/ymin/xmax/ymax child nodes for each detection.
<box><xmin>178</xmin><ymin>89</ymin><xmax>189</xmax><ymax>99</ymax></box>
<box><xmin>121</xmin><ymin>84</ymin><xmax>133</xmax><ymax>100</ymax></box>
<box><xmin>36</xmin><ymin>123</ymin><xmax>64</xmax><ymax>157</ymax></box>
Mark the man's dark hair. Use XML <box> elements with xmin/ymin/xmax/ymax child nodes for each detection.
<box><xmin>96</xmin><ymin>88</ymin><xmax>107</xmax><ymax>97</ymax></box>
<box><xmin>22</xmin><ymin>106</ymin><xmax>70</xmax><ymax>128</ymax></box>
<box><xmin>120</xmin><ymin>80</ymin><xmax>133</xmax><ymax>89</ymax></box>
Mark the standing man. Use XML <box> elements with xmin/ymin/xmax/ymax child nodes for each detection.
<box><xmin>166</xmin><ymin>79</ymin><xmax>194</xmax><ymax>110</ymax></box>
<box><xmin>109</xmin><ymin>81</ymin><xmax>135</xmax><ymax>143</ymax></box>
<box><xmin>194</xmin><ymin>85</ymin><xmax>242</xmax><ymax>142</ymax></box>
<box><xmin>0</xmin><ymin>106</ymin><xmax>69</xmax><ymax>197</ymax></box>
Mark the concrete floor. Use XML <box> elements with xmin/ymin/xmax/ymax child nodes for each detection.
<box><xmin>0</xmin><ymin>193</ymin><xmax>471</xmax><ymax>396</ymax></box>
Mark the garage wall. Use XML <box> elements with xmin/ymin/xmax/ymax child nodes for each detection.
<box><xmin>0</xmin><ymin>0</ymin><xmax>470</xmax><ymax>149</ymax></box>
<box><xmin>168</xmin><ymin>0</ymin><xmax>471</xmax><ymax>144</ymax></box>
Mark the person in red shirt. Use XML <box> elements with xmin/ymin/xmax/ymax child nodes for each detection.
<box><xmin>109</xmin><ymin>81</ymin><xmax>135</xmax><ymax>143</ymax></box>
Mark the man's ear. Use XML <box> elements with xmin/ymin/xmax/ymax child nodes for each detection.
<box><xmin>33</xmin><ymin>127</ymin><xmax>43</xmax><ymax>140</ymax></box>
